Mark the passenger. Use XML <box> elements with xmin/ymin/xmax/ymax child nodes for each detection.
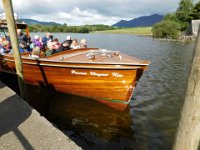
<box><xmin>19</xmin><ymin>41</ymin><xmax>31</xmax><ymax>53</ymax></box>
<box><xmin>32</xmin><ymin>35</ymin><xmax>43</xmax><ymax>49</ymax></box>
<box><xmin>52</xmin><ymin>38</ymin><xmax>61</xmax><ymax>50</ymax></box>
<box><xmin>0</xmin><ymin>46</ymin><xmax>5</xmax><ymax>54</ymax></box>
<box><xmin>0</xmin><ymin>36</ymin><xmax>3</xmax><ymax>47</ymax></box>
<box><xmin>6</xmin><ymin>36</ymin><xmax>10</xmax><ymax>43</ymax></box>
<box><xmin>0</xmin><ymin>40</ymin><xmax>10</xmax><ymax>54</ymax></box>
<box><xmin>49</xmin><ymin>34</ymin><xmax>54</xmax><ymax>42</ymax></box>
<box><xmin>29</xmin><ymin>42</ymin><xmax>35</xmax><ymax>50</ymax></box>
<box><xmin>17</xmin><ymin>29</ymin><xmax>28</xmax><ymax>43</ymax></box>
<box><xmin>45</xmin><ymin>42</ymin><xmax>56</xmax><ymax>57</ymax></box>
<box><xmin>70</xmin><ymin>39</ymin><xmax>79</xmax><ymax>49</ymax></box>
<box><xmin>79</xmin><ymin>39</ymin><xmax>87</xmax><ymax>48</ymax></box>
<box><xmin>66</xmin><ymin>35</ymin><xmax>72</xmax><ymax>42</ymax></box>
<box><xmin>42</xmin><ymin>32</ymin><xmax>51</xmax><ymax>48</ymax></box>
<box><xmin>29</xmin><ymin>46</ymin><xmax>40</xmax><ymax>59</ymax></box>
<box><xmin>56</xmin><ymin>35</ymin><xmax>72</xmax><ymax>52</ymax></box>
<box><xmin>57</xmin><ymin>41</ymin><xmax>70</xmax><ymax>52</ymax></box>
<box><xmin>6</xmin><ymin>33</ymin><xmax>11</xmax><ymax>42</ymax></box>
<box><xmin>39</xmin><ymin>37</ymin><xmax>43</xmax><ymax>45</ymax></box>
<box><xmin>63</xmin><ymin>35</ymin><xmax>72</xmax><ymax>45</ymax></box>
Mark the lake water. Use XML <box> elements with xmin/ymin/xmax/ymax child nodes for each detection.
<box><xmin>7</xmin><ymin>33</ymin><xmax>198</xmax><ymax>149</ymax></box>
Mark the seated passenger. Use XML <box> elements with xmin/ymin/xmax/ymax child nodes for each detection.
<box><xmin>65</xmin><ymin>35</ymin><xmax>72</xmax><ymax>44</ymax></box>
<box><xmin>57</xmin><ymin>41</ymin><xmax>70</xmax><ymax>52</ymax></box>
<box><xmin>0</xmin><ymin>47</ymin><xmax>4</xmax><ymax>54</ymax></box>
<box><xmin>32</xmin><ymin>35</ymin><xmax>43</xmax><ymax>49</ymax></box>
<box><xmin>45</xmin><ymin>42</ymin><xmax>56</xmax><ymax>57</ymax></box>
<box><xmin>0</xmin><ymin>40</ymin><xmax>11</xmax><ymax>54</ymax></box>
<box><xmin>60</xmin><ymin>35</ymin><xmax>72</xmax><ymax>46</ymax></box>
<box><xmin>19</xmin><ymin>41</ymin><xmax>30</xmax><ymax>53</ymax></box>
<box><xmin>52</xmin><ymin>38</ymin><xmax>61</xmax><ymax>50</ymax></box>
<box><xmin>29</xmin><ymin>42</ymin><xmax>35</xmax><ymax>50</ymax></box>
<box><xmin>29</xmin><ymin>46</ymin><xmax>40</xmax><ymax>59</ymax></box>
<box><xmin>79</xmin><ymin>39</ymin><xmax>87</xmax><ymax>48</ymax></box>
<box><xmin>17</xmin><ymin>29</ymin><xmax>28</xmax><ymax>44</ymax></box>
<box><xmin>49</xmin><ymin>34</ymin><xmax>54</xmax><ymax>42</ymax></box>
<box><xmin>42</xmin><ymin>32</ymin><xmax>53</xmax><ymax>48</ymax></box>
<box><xmin>5</xmin><ymin>33</ymin><xmax>11</xmax><ymax>42</ymax></box>
<box><xmin>0</xmin><ymin>36</ymin><xmax>3</xmax><ymax>49</ymax></box>
<box><xmin>70</xmin><ymin>39</ymin><xmax>79</xmax><ymax>49</ymax></box>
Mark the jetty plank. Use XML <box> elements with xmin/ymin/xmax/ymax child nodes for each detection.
<box><xmin>0</xmin><ymin>81</ymin><xmax>81</xmax><ymax>150</ymax></box>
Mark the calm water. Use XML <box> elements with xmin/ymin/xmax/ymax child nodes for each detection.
<box><xmin>7</xmin><ymin>33</ymin><xmax>197</xmax><ymax>149</ymax></box>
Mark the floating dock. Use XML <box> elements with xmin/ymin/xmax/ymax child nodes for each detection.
<box><xmin>0</xmin><ymin>81</ymin><xmax>81</xmax><ymax>150</ymax></box>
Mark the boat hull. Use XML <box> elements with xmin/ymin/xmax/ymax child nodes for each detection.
<box><xmin>0</xmin><ymin>54</ymin><xmax>147</xmax><ymax>110</ymax></box>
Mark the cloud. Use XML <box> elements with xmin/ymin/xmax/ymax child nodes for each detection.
<box><xmin>0</xmin><ymin>0</ymin><xmax>180</xmax><ymax>25</ymax></box>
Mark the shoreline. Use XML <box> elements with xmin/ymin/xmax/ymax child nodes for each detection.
<box><xmin>94</xmin><ymin>30</ymin><xmax>196</xmax><ymax>42</ymax></box>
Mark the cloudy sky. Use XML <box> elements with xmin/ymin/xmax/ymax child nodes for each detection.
<box><xmin>0</xmin><ymin>0</ymin><xmax>181</xmax><ymax>25</ymax></box>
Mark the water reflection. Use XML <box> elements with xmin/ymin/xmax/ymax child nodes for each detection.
<box><xmin>27</xmin><ymin>85</ymin><xmax>135</xmax><ymax>150</ymax></box>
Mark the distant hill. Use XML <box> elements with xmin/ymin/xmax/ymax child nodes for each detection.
<box><xmin>112</xmin><ymin>14</ymin><xmax>163</xmax><ymax>27</ymax></box>
<box><xmin>18</xmin><ymin>19</ymin><xmax>61</xmax><ymax>25</ymax></box>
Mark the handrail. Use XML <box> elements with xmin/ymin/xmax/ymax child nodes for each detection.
<box><xmin>86</xmin><ymin>49</ymin><xmax>120</xmax><ymax>59</ymax></box>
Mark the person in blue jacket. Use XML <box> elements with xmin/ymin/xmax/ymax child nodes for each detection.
<box><xmin>42</xmin><ymin>32</ymin><xmax>53</xmax><ymax>48</ymax></box>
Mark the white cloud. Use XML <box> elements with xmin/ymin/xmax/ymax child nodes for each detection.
<box><xmin>0</xmin><ymin>0</ymin><xmax>181</xmax><ymax>25</ymax></box>
<box><xmin>25</xmin><ymin>7</ymin><xmax>121</xmax><ymax>25</ymax></box>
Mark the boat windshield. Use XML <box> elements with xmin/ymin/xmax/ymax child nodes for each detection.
<box><xmin>0</xmin><ymin>23</ymin><xmax>8</xmax><ymax>37</ymax></box>
<box><xmin>0</xmin><ymin>22</ymin><xmax>30</xmax><ymax>38</ymax></box>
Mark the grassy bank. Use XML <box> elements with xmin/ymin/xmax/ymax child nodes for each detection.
<box><xmin>95</xmin><ymin>27</ymin><xmax>152</xmax><ymax>35</ymax></box>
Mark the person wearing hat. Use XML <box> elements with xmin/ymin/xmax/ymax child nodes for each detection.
<box><xmin>79</xmin><ymin>39</ymin><xmax>87</xmax><ymax>48</ymax></box>
<box><xmin>57</xmin><ymin>40</ymin><xmax>71</xmax><ymax>52</ymax></box>
<box><xmin>56</xmin><ymin>35</ymin><xmax>72</xmax><ymax>52</ymax></box>
<box><xmin>32</xmin><ymin>35</ymin><xmax>43</xmax><ymax>49</ymax></box>
<box><xmin>62</xmin><ymin>35</ymin><xmax>72</xmax><ymax>45</ymax></box>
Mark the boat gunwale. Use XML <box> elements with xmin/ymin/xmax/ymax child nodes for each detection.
<box><xmin>1</xmin><ymin>53</ymin><xmax>150</xmax><ymax>67</ymax></box>
<box><xmin>2</xmin><ymin>57</ymin><xmax>146</xmax><ymax>70</ymax></box>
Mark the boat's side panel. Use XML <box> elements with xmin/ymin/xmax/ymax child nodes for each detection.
<box><xmin>3</xmin><ymin>60</ymin><xmax>137</xmax><ymax>99</ymax></box>
<box><xmin>42</xmin><ymin>67</ymin><xmax>137</xmax><ymax>101</ymax></box>
<box><xmin>0</xmin><ymin>56</ymin><xmax>146</xmax><ymax>110</ymax></box>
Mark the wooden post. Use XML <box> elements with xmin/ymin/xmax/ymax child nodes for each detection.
<box><xmin>2</xmin><ymin>0</ymin><xmax>28</xmax><ymax>100</ymax></box>
<box><xmin>173</xmin><ymin>30</ymin><xmax>200</xmax><ymax>149</ymax></box>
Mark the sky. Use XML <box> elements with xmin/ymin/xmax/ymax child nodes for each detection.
<box><xmin>0</xmin><ymin>0</ymin><xmax>181</xmax><ymax>25</ymax></box>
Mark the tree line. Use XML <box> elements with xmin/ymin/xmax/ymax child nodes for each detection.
<box><xmin>28</xmin><ymin>24</ymin><xmax>119</xmax><ymax>33</ymax></box>
<box><xmin>152</xmin><ymin>0</ymin><xmax>200</xmax><ymax>39</ymax></box>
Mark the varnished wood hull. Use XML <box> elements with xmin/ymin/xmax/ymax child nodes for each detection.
<box><xmin>0</xmin><ymin>50</ymin><xmax>149</xmax><ymax>110</ymax></box>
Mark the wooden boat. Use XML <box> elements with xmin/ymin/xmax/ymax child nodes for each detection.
<box><xmin>0</xmin><ymin>22</ymin><xmax>150</xmax><ymax>110</ymax></box>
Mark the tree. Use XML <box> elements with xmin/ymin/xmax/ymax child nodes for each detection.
<box><xmin>77</xmin><ymin>26</ymin><xmax>89</xmax><ymax>33</ymax></box>
<box><xmin>190</xmin><ymin>1</ymin><xmax>200</xmax><ymax>19</ymax></box>
<box><xmin>63</xmin><ymin>23</ymin><xmax>68</xmax><ymax>26</ymax></box>
<box><xmin>152</xmin><ymin>20</ymin><xmax>181</xmax><ymax>39</ymax></box>
<box><xmin>164</xmin><ymin>13</ymin><xmax>179</xmax><ymax>22</ymax></box>
<box><xmin>176</xmin><ymin>0</ymin><xmax>194</xmax><ymax>31</ymax></box>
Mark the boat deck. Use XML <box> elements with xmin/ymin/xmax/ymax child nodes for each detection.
<box><xmin>47</xmin><ymin>48</ymin><xmax>149</xmax><ymax>66</ymax></box>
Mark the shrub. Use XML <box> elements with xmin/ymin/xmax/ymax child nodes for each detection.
<box><xmin>152</xmin><ymin>20</ymin><xmax>181</xmax><ymax>39</ymax></box>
